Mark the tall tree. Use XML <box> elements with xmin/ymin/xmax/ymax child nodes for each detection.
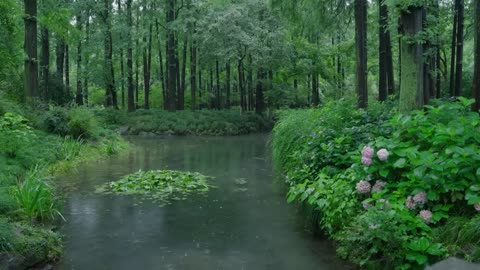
<box><xmin>75</xmin><ymin>13</ymin><xmax>83</xmax><ymax>105</ymax></box>
<box><xmin>454</xmin><ymin>0</ymin><xmax>464</xmax><ymax>97</ymax></box>
<box><xmin>166</xmin><ymin>0</ymin><xmax>176</xmax><ymax>111</ymax></box>
<box><xmin>101</xmin><ymin>0</ymin><xmax>117</xmax><ymax>108</ymax></box>
<box><xmin>40</xmin><ymin>27</ymin><xmax>49</xmax><ymax>100</ymax></box>
<box><xmin>126</xmin><ymin>0</ymin><xmax>135</xmax><ymax>112</ymax></box>
<box><xmin>355</xmin><ymin>0</ymin><xmax>368</xmax><ymax>108</ymax></box>
<box><xmin>449</xmin><ymin>0</ymin><xmax>458</xmax><ymax>96</ymax></box>
<box><xmin>24</xmin><ymin>0</ymin><xmax>39</xmax><ymax>100</ymax></box>
<box><xmin>118</xmin><ymin>0</ymin><xmax>125</xmax><ymax>108</ymax></box>
<box><xmin>473</xmin><ymin>0</ymin><xmax>480</xmax><ymax>111</ymax></box>
<box><xmin>190</xmin><ymin>27</ymin><xmax>197</xmax><ymax>112</ymax></box>
<box><xmin>399</xmin><ymin>6</ymin><xmax>425</xmax><ymax>112</ymax></box>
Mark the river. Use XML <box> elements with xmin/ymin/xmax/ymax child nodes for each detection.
<box><xmin>57</xmin><ymin>135</ymin><xmax>348</xmax><ymax>270</ymax></box>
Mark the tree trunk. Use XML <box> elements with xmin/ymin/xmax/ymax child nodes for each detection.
<box><xmin>65</xmin><ymin>44</ymin><xmax>70</xmax><ymax>95</ymax></box>
<box><xmin>311</xmin><ymin>69</ymin><xmax>319</xmax><ymax>105</ymax></box>
<box><xmin>247</xmin><ymin>56</ymin><xmax>253</xmax><ymax>111</ymax></box>
<box><xmin>56</xmin><ymin>39</ymin><xmax>65</xmax><ymax>103</ymax></box>
<box><xmin>256</xmin><ymin>68</ymin><xmax>265</xmax><ymax>114</ymax></box>
<box><xmin>143</xmin><ymin>22</ymin><xmax>153</xmax><ymax>109</ymax></box>
<box><xmin>75</xmin><ymin>14</ymin><xmax>83</xmax><ymax>105</ymax></box>
<box><xmin>190</xmin><ymin>35</ymin><xmax>197</xmax><ymax>112</ymax></box>
<box><xmin>84</xmin><ymin>10</ymin><xmax>91</xmax><ymax>106</ymax></box>
<box><xmin>102</xmin><ymin>0</ymin><xmax>117</xmax><ymax>108</ymax></box>
<box><xmin>473</xmin><ymin>0</ymin><xmax>480</xmax><ymax>111</ymax></box>
<box><xmin>126</xmin><ymin>0</ymin><xmax>135</xmax><ymax>112</ymax></box>
<box><xmin>225</xmin><ymin>61</ymin><xmax>230</xmax><ymax>109</ymax></box>
<box><xmin>118</xmin><ymin>0</ymin><xmax>125</xmax><ymax>108</ymax></box>
<box><xmin>454</xmin><ymin>0</ymin><xmax>464</xmax><ymax>97</ymax></box>
<box><xmin>24</xmin><ymin>0</ymin><xmax>39</xmax><ymax>101</ymax></box>
<box><xmin>40</xmin><ymin>27</ymin><xmax>49</xmax><ymax>101</ymax></box>
<box><xmin>355</xmin><ymin>0</ymin><xmax>368</xmax><ymax>108</ymax></box>
<box><xmin>399</xmin><ymin>6</ymin><xmax>425</xmax><ymax>113</ymax></box>
<box><xmin>378</xmin><ymin>0</ymin><xmax>387</xmax><ymax>101</ymax></box>
<box><xmin>449</xmin><ymin>1</ymin><xmax>458</xmax><ymax>96</ymax></box>
<box><xmin>179</xmin><ymin>37</ymin><xmax>187</xmax><ymax>110</ymax></box>
<box><xmin>135</xmin><ymin>39</ymin><xmax>139</xmax><ymax>106</ymax></box>
<box><xmin>155</xmin><ymin>21</ymin><xmax>167</xmax><ymax>110</ymax></box>
<box><xmin>215</xmin><ymin>60</ymin><xmax>220</xmax><ymax>109</ymax></box>
<box><xmin>238</xmin><ymin>60</ymin><xmax>246</xmax><ymax>112</ymax></box>
<box><xmin>166</xmin><ymin>0</ymin><xmax>176</xmax><ymax>111</ymax></box>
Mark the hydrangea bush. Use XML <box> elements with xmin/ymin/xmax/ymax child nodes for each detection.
<box><xmin>275</xmin><ymin>98</ymin><xmax>480</xmax><ymax>269</ymax></box>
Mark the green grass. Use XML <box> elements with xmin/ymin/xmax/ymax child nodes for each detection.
<box><xmin>96</xmin><ymin>108</ymin><xmax>274</xmax><ymax>136</ymax></box>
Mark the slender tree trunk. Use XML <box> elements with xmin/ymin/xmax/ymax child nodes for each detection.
<box><xmin>378</xmin><ymin>0</ymin><xmax>387</xmax><ymax>101</ymax></box>
<box><xmin>256</xmin><ymin>68</ymin><xmax>265</xmax><ymax>114</ymax></box>
<box><xmin>454</xmin><ymin>0</ymin><xmax>464</xmax><ymax>97</ymax></box>
<box><xmin>155</xmin><ymin>21</ymin><xmax>167</xmax><ymax>110</ymax></box>
<box><xmin>215</xmin><ymin>60</ymin><xmax>220</xmax><ymax>109</ymax></box>
<box><xmin>473</xmin><ymin>0</ymin><xmax>480</xmax><ymax>111</ymax></box>
<box><xmin>238</xmin><ymin>60</ymin><xmax>245</xmax><ymax>112</ymax></box>
<box><xmin>118</xmin><ymin>0</ymin><xmax>125</xmax><ymax>108</ymax></box>
<box><xmin>126</xmin><ymin>0</ymin><xmax>135</xmax><ymax>112</ymax></box>
<box><xmin>166</xmin><ymin>0</ymin><xmax>176</xmax><ymax>111</ymax></box>
<box><xmin>102</xmin><ymin>0</ymin><xmax>116</xmax><ymax>108</ymax></box>
<box><xmin>385</xmin><ymin>28</ymin><xmax>395</xmax><ymax>96</ymax></box>
<box><xmin>449</xmin><ymin>1</ymin><xmax>458</xmax><ymax>96</ymax></box>
<box><xmin>198</xmin><ymin>63</ymin><xmax>202</xmax><ymax>104</ymax></box>
<box><xmin>24</xmin><ymin>0</ymin><xmax>39</xmax><ymax>101</ymax></box>
<box><xmin>56</xmin><ymin>39</ymin><xmax>65</xmax><ymax>103</ymax></box>
<box><xmin>76</xmin><ymin>14</ymin><xmax>83</xmax><ymax>105</ymax></box>
<box><xmin>143</xmin><ymin>23</ymin><xmax>153</xmax><ymax>109</ymax></box>
<box><xmin>65</xmin><ymin>44</ymin><xmax>70</xmax><ymax>96</ymax></box>
<box><xmin>135</xmin><ymin>39</ymin><xmax>139</xmax><ymax>106</ymax></box>
<box><xmin>179</xmin><ymin>37</ymin><xmax>187</xmax><ymax>110</ymax></box>
<box><xmin>84</xmin><ymin>10</ymin><xmax>91</xmax><ymax>106</ymax></box>
<box><xmin>209</xmin><ymin>68</ymin><xmax>214</xmax><ymax>109</ymax></box>
<box><xmin>225</xmin><ymin>61</ymin><xmax>231</xmax><ymax>109</ymax></box>
<box><xmin>311</xmin><ymin>69</ymin><xmax>319</xmax><ymax>105</ymax></box>
<box><xmin>399</xmin><ymin>6</ymin><xmax>425</xmax><ymax>112</ymax></box>
<box><xmin>247</xmin><ymin>56</ymin><xmax>253</xmax><ymax>111</ymax></box>
<box><xmin>190</xmin><ymin>34</ymin><xmax>197</xmax><ymax>112</ymax></box>
<box><xmin>40</xmin><ymin>27</ymin><xmax>49</xmax><ymax>100</ymax></box>
<box><xmin>355</xmin><ymin>0</ymin><xmax>368</xmax><ymax>108</ymax></box>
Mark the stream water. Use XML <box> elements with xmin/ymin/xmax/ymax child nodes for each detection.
<box><xmin>57</xmin><ymin>135</ymin><xmax>348</xmax><ymax>270</ymax></box>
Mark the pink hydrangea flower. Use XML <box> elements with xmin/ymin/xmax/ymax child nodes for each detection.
<box><xmin>413</xmin><ymin>192</ymin><xmax>428</xmax><ymax>205</ymax></box>
<box><xmin>474</xmin><ymin>202</ymin><xmax>480</xmax><ymax>212</ymax></box>
<box><xmin>419</xmin><ymin>210</ymin><xmax>433</xmax><ymax>224</ymax></box>
<box><xmin>361</xmin><ymin>146</ymin><xmax>374</xmax><ymax>158</ymax></box>
<box><xmin>372</xmin><ymin>181</ymin><xmax>386</xmax><ymax>192</ymax></box>
<box><xmin>405</xmin><ymin>196</ymin><xmax>416</xmax><ymax>210</ymax></box>
<box><xmin>361</xmin><ymin>156</ymin><xmax>372</xmax><ymax>166</ymax></box>
<box><xmin>377</xmin><ymin>148</ymin><xmax>389</xmax><ymax>161</ymax></box>
<box><xmin>356</xmin><ymin>180</ymin><xmax>371</xmax><ymax>194</ymax></box>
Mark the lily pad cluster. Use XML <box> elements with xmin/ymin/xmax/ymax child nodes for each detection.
<box><xmin>96</xmin><ymin>170</ymin><xmax>212</xmax><ymax>204</ymax></box>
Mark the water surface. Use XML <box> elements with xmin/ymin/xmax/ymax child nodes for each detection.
<box><xmin>58</xmin><ymin>135</ymin><xmax>347</xmax><ymax>270</ymax></box>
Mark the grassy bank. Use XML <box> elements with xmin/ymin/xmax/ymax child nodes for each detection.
<box><xmin>272</xmin><ymin>98</ymin><xmax>480</xmax><ymax>269</ymax></box>
<box><xmin>96</xmin><ymin>108</ymin><xmax>274</xmax><ymax>136</ymax></box>
<box><xmin>0</xmin><ymin>101</ymin><xmax>127</xmax><ymax>269</ymax></box>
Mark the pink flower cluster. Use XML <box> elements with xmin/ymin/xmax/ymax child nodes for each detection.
<box><xmin>372</xmin><ymin>181</ymin><xmax>386</xmax><ymax>192</ymax></box>
<box><xmin>419</xmin><ymin>210</ymin><xmax>432</xmax><ymax>224</ymax></box>
<box><xmin>361</xmin><ymin>146</ymin><xmax>374</xmax><ymax>166</ymax></box>
<box><xmin>361</xmin><ymin>146</ymin><xmax>390</xmax><ymax>165</ymax></box>
<box><xmin>405</xmin><ymin>196</ymin><xmax>415</xmax><ymax>210</ymax></box>
<box><xmin>413</xmin><ymin>192</ymin><xmax>428</xmax><ymax>205</ymax></box>
<box><xmin>356</xmin><ymin>180</ymin><xmax>371</xmax><ymax>194</ymax></box>
<box><xmin>474</xmin><ymin>202</ymin><xmax>480</xmax><ymax>212</ymax></box>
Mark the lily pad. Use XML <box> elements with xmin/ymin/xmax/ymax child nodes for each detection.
<box><xmin>96</xmin><ymin>170</ymin><xmax>212</xmax><ymax>205</ymax></box>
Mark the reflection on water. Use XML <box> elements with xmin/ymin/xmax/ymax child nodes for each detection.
<box><xmin>57</xmin><ymin>135</ymin><xmax>348</xmax><ymax>270</ymax></box>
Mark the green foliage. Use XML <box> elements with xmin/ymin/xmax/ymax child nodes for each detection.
<box><xmin>67</xmin><ymin>107</ymin><xmax>98</xmax><ymax>139</ymax></box>
<box><xmin>12</xmin><ymin>168</ymin><xmax>64</xmax><ymax>222</ymax></box>
<box><xmin>97</xmin><ymin>109</ymin><xmax>273</xmax><ymax>136</ymax></box>
<box><xmin>273</xmin><ymin>99</ymin><xmax>480</xmax><ymax>268</ymax></box>
<box><xmin>97</xmin><ymin>170</ymin><xmax>212</xmax><ymax>205</ymax></box>
<box><xmin>0</xmin><ymin>112</ymin><xmax>36</xmax><ymax>158</ymax></box>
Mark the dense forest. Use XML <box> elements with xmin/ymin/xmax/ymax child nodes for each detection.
<box><xmin>0</xmin><ymin>0</ymin><xmax>480</xmax><ymax>269</ymax></box>
<box><xmin>1</xmin><ymin>0</ymin><xmax>478</xmax><ymax>113</ymax></box>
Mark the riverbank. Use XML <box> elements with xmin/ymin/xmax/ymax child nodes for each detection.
<box><xmin>0</xmin><ymin>102</ymin><xmax>128</xmax><ymax>269</ymax></box>
<box><xmin>96</xmin><ymin>108</ymin><xmax>274</xmax><ymax>136</ymax></box>
<box><xmin>271</xmin><ymin>98</ymin><xmax>480</xmax><ymax>269</ymax></box>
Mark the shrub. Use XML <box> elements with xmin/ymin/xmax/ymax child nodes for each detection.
<box><xmin>0</xmin><ymin>112</ymin><xmax>36</xmax><ymax>158</ymax></box>
<box><xmin>12</xmin><ymin>168</ymin><xmax>63</xmax><ymax>222</ymax></box>
<box><xmin>67</xmin><ymin>107</ymin><xmax>98</xmax><ymax>139</ymax></box>
<box><xmin>40</xmin><ymin>106</ymin><xmax>69</xmax><ymax>136</ymax></box>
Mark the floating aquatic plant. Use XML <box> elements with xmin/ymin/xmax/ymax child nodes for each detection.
<box><xmin>96</xmin><ymin>170</ymin><xmax>212</xmax><ymax>205</ymax></box>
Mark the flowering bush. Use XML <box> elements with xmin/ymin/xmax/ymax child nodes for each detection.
<box><xmin>273</xmin><ymin>98</ymin><xmax>480</xmax><ymax>268</ymax></box>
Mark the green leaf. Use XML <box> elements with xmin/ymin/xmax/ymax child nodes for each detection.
<box><xmin>394</xmin><ymin>158</ymin><xmax>407</xmax><ymax>168</ymax></box>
